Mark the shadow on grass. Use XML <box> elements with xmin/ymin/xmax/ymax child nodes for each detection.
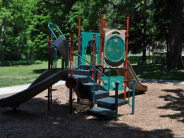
<box><xmin>105</xmin><ymin>64</ymin><xmax>184</xmax><ymax>80</ymax></box>
<box><xmin>159</xmin><ymin>89</ymin><xmax>184</xmax><ymax>123</ymax></box>
<box><xmin>0</xmin><ymin>95</ymin><xmax>174</xmax><ymax>137</ymax></box>
<box><xmin>132</xmin><ymin>64</ymin><xmax>184</xmax><ymax>80</ymax></box>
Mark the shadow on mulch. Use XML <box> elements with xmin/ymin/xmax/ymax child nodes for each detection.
<box><xmin>159</xmin><ymin>89</ymin><xmax>184</xmax><ymax>123</ymax></box>
<box><xmin>0</xmin><ymin>95</ymin><xmax>174</xmax><ymax>138</ymax></box>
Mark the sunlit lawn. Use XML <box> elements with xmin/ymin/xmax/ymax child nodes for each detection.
<box><xmin>0</xmin><ymin>55</ymin><xmax>184</xmax><ymax>88</ymax></box>
<box><xmin>0</xmin><ymin>60</ymin><xmax>64</xmax><ymax>87</ymax></box>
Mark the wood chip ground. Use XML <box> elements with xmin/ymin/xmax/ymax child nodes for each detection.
<box><xmin>0</xmin><ymin>83</ymin><xmax>184</xmax><ymax>138</ymax></box>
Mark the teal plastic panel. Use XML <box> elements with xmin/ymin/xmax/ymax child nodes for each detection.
<box><xmin>102</xmin><ymin>76</ymin><xmax>124</xmax><ymax>91</ymax></box>
<box><xmin>81</xmin><ymin>32</ymin><xmax>100</xmax><ymax>65</ymax></box>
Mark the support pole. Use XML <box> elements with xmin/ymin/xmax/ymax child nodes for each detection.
<box><xmin>104</xmin><ymin>18</ymin><xmax>106</xmax><ymax>28</ymax></box>
<box><xmin>92</xmin><ymin>33</ymin><xmax>96</xmax><ymax>79</ymax></box>
<box><xmin>91</xmin><ymin>33</ymin><xmax>96</xmax><ymax>108</ymax></box>
<box><xmin>69</xmin><ymin>87</ymin><xmax>72</xmax><ymax>114</ymax></box>
<box><xmin>69</xmin><ymin>31</ymin><xmax>74</xmax><ymax>114</ymax></box>
<box><xmin>132</xmin><ymin>79</ymin><xmax>135</xmax><ymax>115</ymax></box>
<box><xmin>102</xmin><ymin>18</ymin><xmax>106</xmax><ymax>75</ymax></box>
<box><xmin>123</xmin><ymin>17</ymin><xmax>130</xmax><ymax>100</ymax></box>
<box><xmin>70</xmin><ymin>31</ymin><xmax>74</xmax><ymax>78</ymax></box>
<box><xmin>78</xmin><ymin>16</ymin><xmax>81</xmax><ymax>55</ymax></box>
<box><xmin>77</xmin><ymin>16</ymin><xmax>81</xmax><ymax>103</ymax></box>
<box><xmin>47</xmin><ymin>32</ymin><xmax>51</xmax><ymax>110</ymax></box>
<box><xmin>99</xmin><ymin>14</ymin><xmax>103</xmax><ymax>84</ymax></box>
<box><xmin>115</xmin><ymin>82</ymin><xmax>119</xmax><ymax>121</ymax></box>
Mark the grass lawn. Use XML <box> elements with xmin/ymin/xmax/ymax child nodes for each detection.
<box><xmin>108</xmin><ymin>64</ymin><xmax>184</xmax><ymax>80</ymax></box>
<box><xmin>0</xmin><ymin>60</ymin><xmax>64</xmax><ymax>88</ymax></box>
<box><xmin>0</xmin><ymin>55</ymin><xmax>184</xmax><ymax>88</ymax></box>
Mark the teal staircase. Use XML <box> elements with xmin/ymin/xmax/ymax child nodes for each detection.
<box><xmin>70</xmin><ymin>65</ymin><xmax>130</xmax><ymax>120</ymax></box>
<box><xmin>69</xmin><ymin>38</ymin><xmax>135</xmax><ymax>121</ymax></box>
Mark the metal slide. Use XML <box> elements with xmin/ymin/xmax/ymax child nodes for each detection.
<box><xmin>0</xmin><ymin>69</ymin><xmax>68</xmax><ymax>108</ymax></box>
<box><xmin>116</xmin><ymin>61</ymin><xmax>147</xmax><ymax>93</ymax></box>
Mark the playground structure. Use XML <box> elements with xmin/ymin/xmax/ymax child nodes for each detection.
<box><xmin>0</xmin><ymin>15</ymin><xmax>147</xmax><ymax>121</ymax></box>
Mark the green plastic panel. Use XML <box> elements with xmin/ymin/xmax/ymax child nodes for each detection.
<box><xmin>105</xmin><ymin>35</ymin><xmax>125</xmax><ymax>62</ymax></box>
<box><xmin>102</xmin><ymin>76</ymin><xmax>124</xmax><ymax>91</ymax></box>
<box><xmin>81</xmin><ymin>32</ymin><xmax>100</xmax><ymax>65</ymax></box>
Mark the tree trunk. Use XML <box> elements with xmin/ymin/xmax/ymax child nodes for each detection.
<box><xmin>166</xmin><ymin>35</ymin><xmax>169</xmax><ymax>66</ymax></box>
<box><xmin>152</xmin><ymin>43</ymin><xmax>155</xmax><ymax>63</ymax></box>
<box><xmin>0</xmin><ymin>19</ymin><xmax>5</xmax><ymax>61</ymax></box>
<box><xmin>142</xmin><ymin>46</ymin><xmax>146</xmax><ymax>64</ymax></box>
<box><xmin>141</xmin><ymin>0</ymin><xmax>147</xmax><ymax>65</ymax></box>
<box><xmin>167</xmin><ymin>0</ymin><xmax>183</xmax><ymax>69</ymax></box>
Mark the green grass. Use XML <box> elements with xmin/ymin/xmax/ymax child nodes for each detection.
<box><xmin>0</xmin><ymin>59</ymin><xmax>64</xmax><ymax>88</ymax></box>
<box><xmin>105</xmin><ymin>55</ymin><xmax>184</xmax><ymax>81</ymax></box>
<box><xmin>1</xmin><ymin>54</ymin><xmax>184</xmax><ymax>88</ymax></box>
<box><xmin>107</xmin><ymin>63</ymin><xmax>184</xmax><ymax>80</ymax></box>
<box><xmin>132</xmin><ymin>64</ymin><xmax>184</xmax><ymax>80</ymax></box>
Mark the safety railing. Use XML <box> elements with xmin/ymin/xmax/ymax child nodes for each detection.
<box><xmin>48</xmin><ymin>23</ymin><xmax>66</xmax><ymax>40</ymax></box>
<box><xmin>128</xmin><ymin>79</ymin><xmax>136</xmax><ymax>115</ymax></box>
<box><xmin>73</xmin><ymin>52</ymin><xmax>110</xmax><ymax>104</ymax></box>
<box><xmin>74</xmin><ymin>36</ymin><xmax>83</xmax><ymax>67</ymax></box>
<box><xmin>91</xmin><ymin>53</ymin><xmax>110</xmax><ymax>91</ymax></box>
<box><xmin>48</xmin><ymin>23</ymin><xmax>66</xmax><ymax>72</ymax></box>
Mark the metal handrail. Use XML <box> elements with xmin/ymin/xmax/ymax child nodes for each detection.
<box><xmin>128</xmin><ymin>79</ymin><xmax>136</xmax><ymax>115</ymax></box>
<box><xmin>73</xmin><ymin>53</ymin><xmax>97</xmax><ymax>103</ymax></box>
<box><xmin>74</xmin><ymin>52</ymin><xmax>110</xmax><ymax>99</ymax></box>
<box><xmin>74</xmin><ymin>36</ymin><xmax>83</xmax><ymax>42</ymax></box>
<box><xmin>91</xmin><ymin>53</ymin><xmax>110</xmax><ymax>92</ymax></box>
<box><xmin>48</xmin><ymin>23</ymin><xmax>66</xmax><ymax>40</ymax></box>
<box><xmin>91</xmin><ymin>53</ymin><xmax>110</xmax><ymax>68</ymax></box>
<box><xmin>74</xmin><ymin>53</ymin><xmax>109</xmax><ymax>79</ymax></box>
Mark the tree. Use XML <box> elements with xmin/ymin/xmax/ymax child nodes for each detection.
<box><xmin>166</xmin><ymin>0</ymin><xmax>183</xmax><ymax>69</ymax></box>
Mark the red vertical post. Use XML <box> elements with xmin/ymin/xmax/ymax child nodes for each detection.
<box><xmin>70</xmin><ymin>31</ymin><xmax>74</xmax><ymax>78</ymax></box>
<box><xmin>104</xmin><ymin>18</ymin><xmax>106</xmax><ymax>28</ymax></box>
<box><xmin>77</xmin><ymin>16</ymin><xmax>81</xmax><ymax>103</ymax></box>
<box><xmin>90</xmin><ymin>33</ymin><xmax>96</xmax><ymax>108</ymax></box>
<box><xmin>102</xmin><ymin>18</ymin><xmax>106</xmax><ymax>75</ymax></box>
<box><xmin>123</xmin><ymin>17</ymin><xmax>130</xmax><ymax>100</ymax></box>
<box><xmin>69</xmin><ymin>31</ymin><xmax>74</xmax><ymax>114</ymax></box>
<box><xmin>99</xmin><ymin>14</ymin><xmax>103</xmax><ymax>84</ymax></box>
<box><xmin>78</xmin><ymin>16</ymin><xmax>81</xmax><ymax>54</ymax></box>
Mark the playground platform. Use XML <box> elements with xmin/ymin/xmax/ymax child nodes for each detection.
<box><xmin>0</xmin><ymin>79</ymin><xmax>183</xmax><ymax>96</ymax></box>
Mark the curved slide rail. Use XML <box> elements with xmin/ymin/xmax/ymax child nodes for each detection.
<box><xmin>0</xmin><ymin>70</ymin><xmax>68</xmax><ymax>108</ymax></box>
<box><xmin>116</xmin><ymin>60</ymin><xmax>147</xmax><ymax>93</ymax></box>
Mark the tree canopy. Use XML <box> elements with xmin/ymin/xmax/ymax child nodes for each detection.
<box><xmin>0</xmin><ymin>0</ymin><xmax>183</xmax><ymax>69</ymax></box>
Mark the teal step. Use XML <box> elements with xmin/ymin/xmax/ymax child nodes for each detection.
<box><xmin>87</xmin><ymin>107</ymin><xmax>115</xmax><ymax>119</ymax></box>
<box><xmin>96</xmin><ymin>97</ymin><xmax>128</xmax><ymax>109</ymax></box>
<box><xmin>83</xmin><ymin>83</ymin><xmax>99</xmax><ymax>91</ymax></box>
<box><xmin>93</xmin><ymin>90</ymin><xmax>109</xmax><ymax>100</ymax></box>
<box><xmin>73</xmin><ymin>70</ymin><xmax>91</xmax><ymax>76</ymax></box>
<box><xmin>72</xmin><ymin>74</ymin><xmax>89</xmax><ymax>83</ymax></box>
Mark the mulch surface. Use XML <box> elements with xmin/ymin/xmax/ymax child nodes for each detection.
<box><xmin>0</xmin><ymin>83</ymin><xmax>184</xmax><ymax>138</ymax></box>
